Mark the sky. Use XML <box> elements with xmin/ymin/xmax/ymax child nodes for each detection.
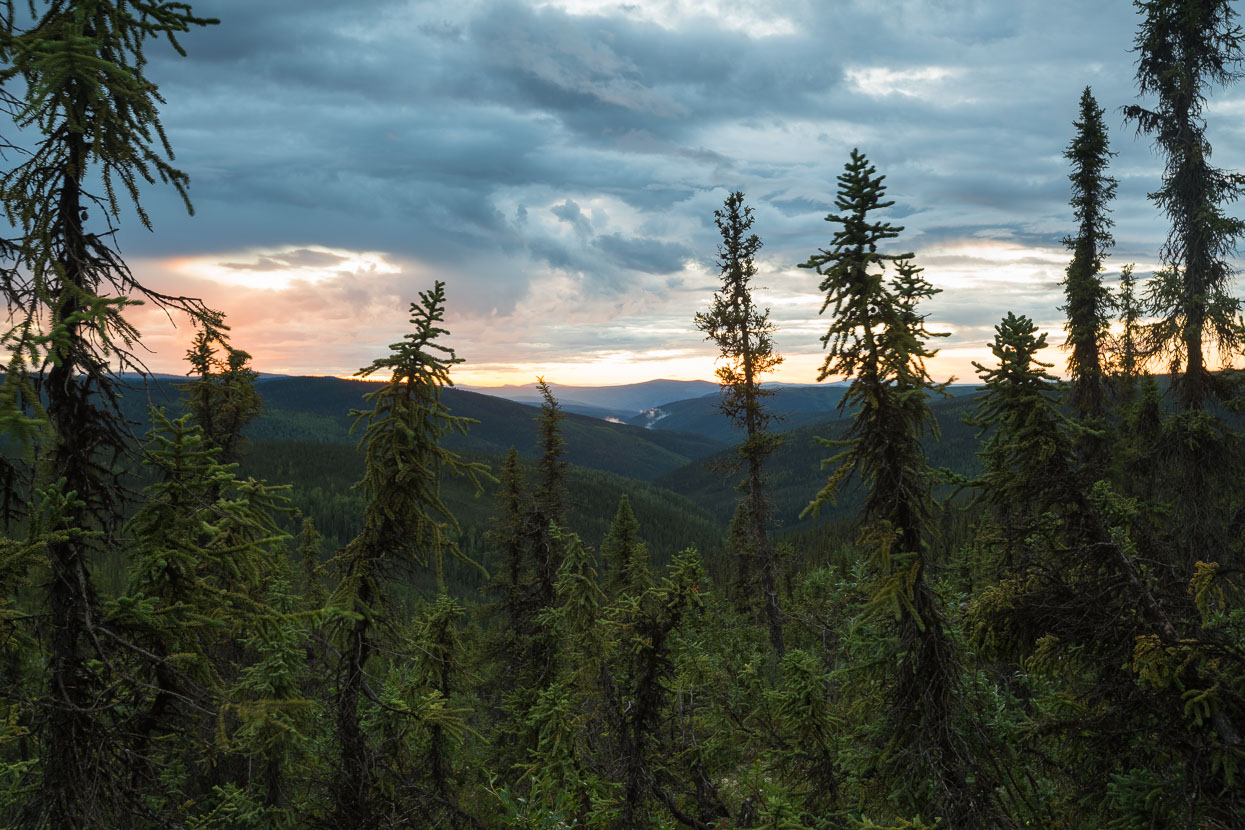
<box><xmin>102</xmin><ymin>0</ymin><xmax>1245</xmax><ymax>386</ymax></box>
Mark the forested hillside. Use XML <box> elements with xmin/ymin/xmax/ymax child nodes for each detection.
<box><xmin>1</xmin><ymin>2</ymin><xmax>1244</xmax><ymax>829</ymax></box>
<box><xmin>656</xmin><ymin>391</ymin><xmax>986</xmax><ymax>527</ymax></box>
<box><xmin>237</xmin><ymin>440</ymin><xmax>727</xmax><ymax>592</ymax></box>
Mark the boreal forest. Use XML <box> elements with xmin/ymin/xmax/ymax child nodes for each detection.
<box><xmin>1</xmin><ymin>1</ymin><xmax>1244</xmax><ymax>828</ymax></box>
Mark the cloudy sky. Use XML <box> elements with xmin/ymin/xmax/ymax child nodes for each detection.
<box><xmin>109</xmin><ymin>0</ymin><xmax>1245</xmax><ymax>385</ymax></box>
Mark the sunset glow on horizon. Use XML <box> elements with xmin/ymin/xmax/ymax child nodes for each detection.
<box><xmin>137</xmin><ymin>239</ymin><xmax>1082</xmax><ymax>389</ymax></box>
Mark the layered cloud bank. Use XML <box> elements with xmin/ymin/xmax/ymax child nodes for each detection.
<box><xmin>116</xmin><ymin>0</ymin><xmax>1240</xmax><ymax>385</ymax></box>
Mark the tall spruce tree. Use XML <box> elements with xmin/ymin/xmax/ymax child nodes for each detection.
<box><xmin>326</xmin><ymin>281</ymin><xmax>487</xmax><ymax>827</ymax></box>
<box><xmin>800</xmin><ymin>150</ymin><xmax>1011</xmax><ymax>828</ymax></box>
<box><xmin>1125</xmin><ymin>0</ymin><xmax>1245</xmax><ymax>578</ymax></box>
<box><xmin>0</xmin><ymin>3</ymin><xmax>216</xmax><ymax>825</ymax></box>
<box><xmin>1124</xmin><ymin>0</ymin><xmax>1245</xmax><ymax>410</ymax></box>
<box><xmin>694</xmin><ymin>191</ymin><xmax>784</xmax><ymax>655</ymax></box>
<box><xmin>1061</xmin><ymin>87</ymin><xmax>1117</xmax><ymax>421</ymax></box>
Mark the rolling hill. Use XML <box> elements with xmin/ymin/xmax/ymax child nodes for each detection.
<box><xmin>118</xmin><ymin>376</ymin><xmax>727</xmax><ymax>482</ymax></box>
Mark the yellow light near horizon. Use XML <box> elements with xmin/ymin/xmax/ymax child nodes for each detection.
<box><xmin>168</xmin><ymin>246</ymin><xmax>401</xmax><ymax>291</ymax></box>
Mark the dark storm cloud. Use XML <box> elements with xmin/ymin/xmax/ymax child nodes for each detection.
<box><xmin>93</xmin><ymin>0</ymin><xmax>1245</xmax><ymax>377</ymax></box>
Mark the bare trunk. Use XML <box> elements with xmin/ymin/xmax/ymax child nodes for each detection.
<box><xmin>334</xmin><ymin>603</ymin><xmax>374</xmax><ymax>826</ymax></box>
<box><xmin>39</xmin><ymin>128</ymin><xmax>112</xmax><ymax>829</ymax></box>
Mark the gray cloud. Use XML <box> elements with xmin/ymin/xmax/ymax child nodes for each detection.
<box><xmin>596</xmin><ymin>233</ymin><xmax>692</xmax><ymax>274</ymax></box>
<box><xmin>551</xmin><ymin>199</ymin><xmax>593</xmax><ymax>237</ymax></box>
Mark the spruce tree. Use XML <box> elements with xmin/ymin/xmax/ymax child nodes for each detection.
<box><xmin>403</xmin><ymin>594</ymin><xmax>479</xmax><ymax>827</ymax></box>
<box><xmin>183</xmin><ymin>323</ymin><xmax>263</xmax><ymax>463</ymax></box>
<box><xmin>1061</xmin><ymin>87</ymin><xmax>1117</xmax><ymax>422</ymax></box>
<box><xmin>116</xmin><ymin>409</ymin><xmax>295</xmax><ymax>822</ymax></box>
<box><xmin>600</xmin><ymin>494</ymin><xmax>651</xmax><ymax>596</ymax></box>
<box><xmin>532</xmin><ymin>379</ymin><xmax>567</xmax><ymax>610</ymax></box>
<box><xmin>969</xmin><ymin>314</ymin><xmax>1079</xmax><ymax>547</ymax></box>
<box><xmin>1111</xmin><ymin>264</ymin><xmax>1143</xmax><ymax>388</ymax></box>
<box><xmin>484</xmin><ymin>395</ymin><xmax>573</xmax><ymax>783</ymax></box>
<box><xmin>723</xmin><ymin>500</ymin><xmax>756</xmax><ymax>611</ymax></box>
<box><xmin>0</xmin><ymin>3</ymin><xmax>216</xmax><ymax>824</ymax></box>
<box><xmin>695</xmin><ymin>191</ymin><xmax>785</xmax><ymax>656</ymax></box>
<box><xmin>519</xmin><ymin>528</ymin><xmax>605</xmax><ymax>820</ymax></box>
<box><xmin>1124</xmin><ymin>0</ymin><xmax>1245</xmax><ymax>410</ymax></box>
<box><xmin>486</xmin><ymin>447</ymin><xmax>531</xmax><ymax>633</ymax></box>
<box><xmin>800</xmin><ymin>150</ymin><xmax>1008</xmax><ymax>828</ymax></box>
<box><xmin>606</xmin><ymin>551</ymin><xmax>705</xmax><ymax>829</ymax></box>
<box><xmin>1124</xmin><ymin>2</ymin><xmax>1245</xmax><ymax>574</ymax></box>
<box><xmin>325</xmin><ymin>281</ymin><xmax>488</xmax><ymax>827</ymax></box>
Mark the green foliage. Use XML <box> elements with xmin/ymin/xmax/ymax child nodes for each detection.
<box><xmin>601</xmin><ymin>494</ymin><xmax>651</xmax><ymax>596</ymax></box>
<box><xmin>332</xmin><ymin>280</ymin><xmax>490</xmax><ymax>596</ymax></box>
<box><xmin>1109</xmin><ymin>263</ymin><xmax>1143</xmax><ymax>397</ymax></box>
<box><xmin>970</xmin><ymin>313</ymin><xmax>1077</xmax><ymax>522</ymax></box>
<box><xmin>799</xmin><ymin>152</ymin><xmax>946</xmax><ymax>524</ymax></box>
<box><xmin>183</xmin><ymin>324</ymin><xmax>263</xmax><ymax>462</ymax></box>
<box><xmin>695</xmin><ymin>190</ymin><xmax>783</xmax><ymax>452</ymax></box>
<box><xmin>801</xmin><ymin>150</ymin><xmax>1013</xmax><ymax>829</ymax></box>
<box><xmin>109</xmin><ymin>409</ymin><xmax>298</xmax><ymax>823</ymax></box>
<box><xmin>326</xmin><ymin>280</ymin><xmax>489</xmax><ymax>826</ymax></box>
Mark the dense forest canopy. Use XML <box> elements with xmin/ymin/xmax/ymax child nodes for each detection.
<box><xmin>0</xmin><ymin>1</ymin><xmax>1243</xmax><ymax>828</ymax></box>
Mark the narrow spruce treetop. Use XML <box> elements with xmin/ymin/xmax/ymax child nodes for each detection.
<box><xmin>337</xmin><ymin>280</ymin><xmax>489</xmax><ymax>591</ymax></box>
<box><xmin>1061</xmin><ymin>86</ymin><xmax>1117</xmax><ymax>419</ymax></box>
<box><xmin>534</xmin><ymin>377</ymin><xmax>567</xmax><ymax>525</ymax></box>
<box><xmin>694</xmin><ymin>190</ymin><xmax>783</xmax><ymax>442</ymax></box>
<box><xmin>0</xmin><ymin>0</ymin><xmax>219</xmax><ymax>395</ymax></box>
<box><xmin>601</xmin><ymin>494</ymin><xmax>651</xmax><ymax>594</ymax></box>
<box><xmin>695</xmin><ymin>190</ymin><xmax>784</xmax><ymax>655</ymax></box>
<box><xmin>800</xmin><ymin>150</ymin><xmax>945</xmax><ymax>523</ymax></box>
<box><xmin>0</xmin><ymin>1</ymin><xmax>217</xmax><ymax>230</ymax></box>
<box><xmin>971</xmin><ymin>313</ymin><xmax>1078</xmax><ymax>514</ymax></box>
<box><xmin>801</xmin><ymin>148</ymin><xmax>910</xmax><ymax>386</ymax></box>
<box><xmin>1125</xmin><ymin>0</ymin><xmax>1245</xmax><ymax>409</ymax></box>
<box><xmin>182</xmin><ymin>324</ymin><xmax>262</xmax><ymax>463</ymax></box>
<box><xmin>1112</xmin><ymin>264</ymin><xmax>1144</xmax><ymax>396</ymax></box>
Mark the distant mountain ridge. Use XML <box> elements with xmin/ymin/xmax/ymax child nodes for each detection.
<box><xmin>459</xmin><ymin>379</ymin><xmax>719</xmax><ymax>414</ymax></box>
<box><xmin>117</xmin><ymin>375</ymin><xmax>727</xmax><ymax>483</ymax></box>
<box><xmin>626</xmin><ymin>383</ymin><xmax>985</xmax><ymax>444</ymax></box>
